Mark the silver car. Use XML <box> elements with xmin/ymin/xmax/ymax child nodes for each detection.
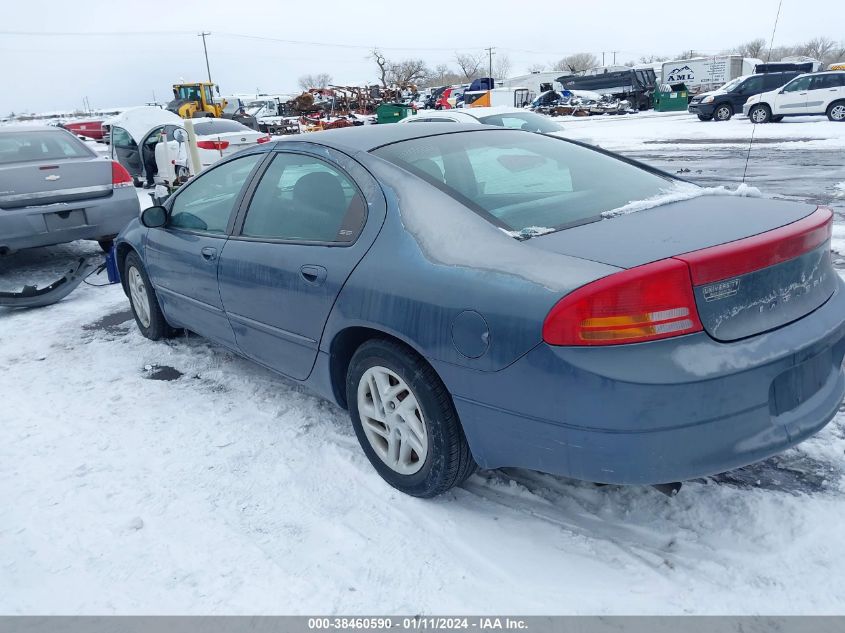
<box><xmin>0</xmin><ymin>126</ymin><xmax>140</xmax><ymax>254</ymax></box>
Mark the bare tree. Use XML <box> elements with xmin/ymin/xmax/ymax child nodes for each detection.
<box><xmin>455</xmin><ymin>52</ymin><xmax>484</xmax><ymax>80</ymax></box>
<box><xmin>390</xmin><ymin>59</ymin><xmax>429</xmax><ymax>87</ymax></box>
<box><xmin>796</xmin><ymin>36</ymin><xmax>838</xmax><ymax>62</ymax></box>
<box><xmin>733</xmin><ymin>38</ymin><xmax>768</xmax><ymax>59</ymax></box>
<box><xmin>639</xmin><ymin>54</ymin><xmax>668</xmax><ymax>64</ymax></box>
<box><xmin>371</xmin><ymin>49</ymin><xmax>390</xmax><ymax>88</ymax></box>
<box><xmin>371</xmin><ymin>49</ymin><xmax>429</xmax><ymax>88</ymax></box>
<box><xmin>494</xmin><ymin>53</ymin><xmax>512</xmax><ymax>79</ymax></box>
<box><xmin>552</xmin><ymin>52</ymin><xmax>599</xmax><ymax>74</ymax></box>
<box><xmin>527</xmin><ymin>63</ymin><xmax>545</xmax><ymax>73</ymax></box>
<box><xmin>298</xmin><ymin>73</ymin><xmax>332</xmax><ymax>90</ymax></box>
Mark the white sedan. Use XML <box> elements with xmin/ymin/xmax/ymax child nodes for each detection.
<box><xmin>187</xmin><ymin>119</ymin><xmax>271</xmax><ymax>167</ymax></box>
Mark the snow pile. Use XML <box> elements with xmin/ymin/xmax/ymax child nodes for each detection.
<box><xmin>834</xmin><ymin>181</ymin><xmax>845</xmax><ymax>198</ymax></box>
<box><xmin>602</xmin><ymin>182</ymin><xmax>762</xmax><ymax>218</ymax></box>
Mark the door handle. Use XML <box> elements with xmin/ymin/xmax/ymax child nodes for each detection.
<box><xmin>300</xmin><ymin>265</ymin><xmax>327</xmax><ymax>285</ymax></box>
<box><xmin>200</xmin><ymin>246</ymin><xmax>217</xmax><ymax>262</ymax></box>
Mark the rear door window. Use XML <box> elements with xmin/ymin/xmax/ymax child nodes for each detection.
<box><xmin>810</xmin><ymin>74</ymin><xmax>845</xmax><ymax>90</ymax></box>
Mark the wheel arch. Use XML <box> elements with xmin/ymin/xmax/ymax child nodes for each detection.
<box><xmin>827</xmin><ymin>99</ymin><xmax>845</xmax><ymax>119</ymax></box>
<box><xmin>115</xmin><ymin>242</ymin><xmax>136</xmax><ymax>295</ymax></box>
<box><xmin>328</xmin><ymin>326</ymin><xmax>433</xmax><ymax>410</ymax></box>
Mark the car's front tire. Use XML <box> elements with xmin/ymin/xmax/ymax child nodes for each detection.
<box><xmin>749</xmin><ymin>104</ymin><xmax>772</xmax><ymax>123</ymax></box>
<box><xmin>346</xmin><ymin>339</ymin><xmax>476</xmax><ymax>498</ymax></box>
<box><xmin>124</xmin><ymin>251</ymin><xmax>174</xmax><ymax>341</ymax></box>
<box><xmin>713</xmin><ymin>103</ymin><xmax>733</xmax><ymax>121</ymax></box>
<box><xmin>828</xmin><ymin>101</ymin><xmax>845</xmax><ymax>122</ymax></box>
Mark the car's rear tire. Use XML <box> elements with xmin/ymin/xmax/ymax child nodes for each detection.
<box><xmin>827</xmin><ymin>101</ymin><xmax>845</xmax><ymax>122</ymax></box>
<box><xmin>749</xmin><ymin>104</ymin><xmax>772</xmax><ymax>123</ymax></box>
<box><xmin>713</xmin><ymin>103</ymin><xmax>733</xmax><ymax>121</ymax></box>
<box><xmin>124</xmin><ymin>251</ymin><xmax>174</xmax><ymax>341</ymax></box>
<box><xmin>346</xmin><ymin>338</ymin><xmax>476</xmax><ymax>498</ymax></box>
<box><xmin>697</xmin><ymin>114</ymin><xmax>713</xmax><ymax>121</ymax></box>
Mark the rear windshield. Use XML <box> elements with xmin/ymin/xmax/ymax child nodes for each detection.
<box><xmin>372</xmin><ymin>130</ymin><xmax>674</xmax><ymax>235</ymax></box>
<box><xmin>476</xmin><ymin>111</ymin><xmax>561</xmax><ymax>133</ymax></box>
<box><xmin>0</xmin><ymin>130</ymin><xmax>93</xmax><ymax>164</ymax></box>
<box><xmin>192</xmin><ymin>120</ymin><xmax>251</xmax><ymax>135</ymax></box>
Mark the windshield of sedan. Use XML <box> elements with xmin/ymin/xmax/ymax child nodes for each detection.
<box><xmin>476</xmin><ymin>112</ymin><xmax>562</xmax><ymax>133</ymax></box>
<box><xmin>372</xmin><ymin>130</ymin><xmax>675</xmax><ymax>236</ymax></box>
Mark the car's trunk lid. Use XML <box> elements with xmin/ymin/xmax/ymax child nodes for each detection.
<box><xmin>0</xmin><ymin>157</ymin><xmax>112</xmax><ymax>210</ymax></box>
<box><xmin>528</xmin><ymin>198</ymin><xmax>836</xmax><ymax>341</ymax></box>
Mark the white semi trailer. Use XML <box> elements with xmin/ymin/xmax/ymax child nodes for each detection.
<box><xmin>661</xmin><ymin>55</ymin><xmax>763</xmax><ymax>94</ymax></box>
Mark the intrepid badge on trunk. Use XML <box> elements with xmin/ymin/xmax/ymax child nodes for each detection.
<box><xmin>702</xmin><ymin>278</ymin><xmax>740</xmax><ymax>302</ymax></box>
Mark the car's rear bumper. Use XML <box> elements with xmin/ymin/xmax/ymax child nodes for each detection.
<box><xmin>435</xmin><ymin>279</ymin><xmax>845</xmax><ymax>484</ymax></box>
<box><xmin>0</xmin><ymin>187</ymin><xmax>140</xmax><ymax>251</ymax></box>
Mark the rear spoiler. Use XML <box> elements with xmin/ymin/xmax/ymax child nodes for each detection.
<box><xmin>0</xmin><ymin>257</ymin><xmax>100</xmax><ymax>308</ymax></box>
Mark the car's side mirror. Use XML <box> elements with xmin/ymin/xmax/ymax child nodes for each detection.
<box><xmin>141</xmin><ymin>205</ymin><xmax>168</xmax><ymax>228</ymax></box>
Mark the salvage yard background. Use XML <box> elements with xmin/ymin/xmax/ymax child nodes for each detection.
<box><xmin>2</xmin><ymin>112</ymin><xmax>845</xmax><ymax>614</ymax></box>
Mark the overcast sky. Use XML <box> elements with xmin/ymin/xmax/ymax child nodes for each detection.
<box><xmin>1</xmin><ymin>0</ymin><xmax>840</xmax><ymax>113</ymax></box>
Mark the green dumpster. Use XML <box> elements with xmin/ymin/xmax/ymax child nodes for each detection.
<box><xmin>377</xmin><ymin>103</ymin><xmax>416</xmax><ymax>124</ymax></box>
<box><xmin>653</xmin><ymin>83</ymin><xmax>690</xmax><ymax>112</ymax></box>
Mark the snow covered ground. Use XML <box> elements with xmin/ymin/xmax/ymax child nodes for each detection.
<box><xmin>560</xmin><ymin>110</ymin><xmax>845</xmax><ymax>152</ymax></box>
<box><xmin>2</xmin><ymin>111</ymin><xmax>845</xmax><ymax>615</ymax></box>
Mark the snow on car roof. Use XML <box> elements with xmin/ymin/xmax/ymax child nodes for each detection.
<box><xmin>103</xmin><ymin>106</ymin><xmax>184</xmax><ymax>143</ymax></box>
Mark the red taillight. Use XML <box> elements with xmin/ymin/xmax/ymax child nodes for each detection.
<box><xmin>676</xmin><ymin>206</ymin><xmax>833</xmax><ymax>285</ymax></box>
<box><xmin>111</xmin><ymin>161</ymin><xmax>133</xmax><ymax>188</ymax></box>
<box><xmin>196</xmin><ymin>140</ymin><xmax>230</xmax><ymax>150</ymax></box>
<box><xmin>543</xmin><ymin>258</ymin><xmax>702</xmax><ymax>346</ymax></box>
<box><xmin>256</xmin><ymin>135</ymin><xmax>271</xmax><ymax>144</ymax></box>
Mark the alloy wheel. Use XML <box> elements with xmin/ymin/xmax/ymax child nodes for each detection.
<box><xmin>751</xmin><ymin>107</ymin><xmax>769</xmax><ymax>123</ymax></box>
<box><xmin>357</xmin><ymin>365</ymin><xmax>428</xmax><ymax>475</ymax></box>
<box><xmin>127</xmin><ymin>266</ymin><xmax>151</xmax><ymax>328</ymax></box>
<box><xmin>831</xmin><ymin>104</ymin><xmax>845</xmax><ymax>121</ymax></box>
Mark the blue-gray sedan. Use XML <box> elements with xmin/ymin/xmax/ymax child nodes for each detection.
<box><xmin>115</xmin><ymin>123</ymin><xmax>845</xmax><ymax>497</ymax></box>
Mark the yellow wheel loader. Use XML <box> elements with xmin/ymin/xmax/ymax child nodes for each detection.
<box><xmin>166</xmin><ymin>82</ymin><xmax>227</xmax><ymax>118</ymax></box>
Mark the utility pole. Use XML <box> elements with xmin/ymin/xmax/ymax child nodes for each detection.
<box><xmin>612</xmin><ymin>51</ymin><xmax>618</xmax><ymax>64</ymax></box>
<box><xmin>198</xmin><ymin>32</ymin><xmax>212</xmax><ymax>84</ymax></box>
<box><xmin>602</xmin><ymin>51</ymin><xmax>605</xmax><ymax>65</ymax></box>
<box><xmin>485</xmin><ymin>46</ymin><xmax>495</xmax><ymax>78</ymax></box>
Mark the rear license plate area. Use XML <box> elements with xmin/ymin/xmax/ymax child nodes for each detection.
<box><xmin>769</xmin><ymin>349</ymin><xmax>833</xmax><ymax>416</ymax></box>
<box><xmin>44</xmin><ymin>209</ymin><xmax>87</xmax><ymax>231</ymax></box>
